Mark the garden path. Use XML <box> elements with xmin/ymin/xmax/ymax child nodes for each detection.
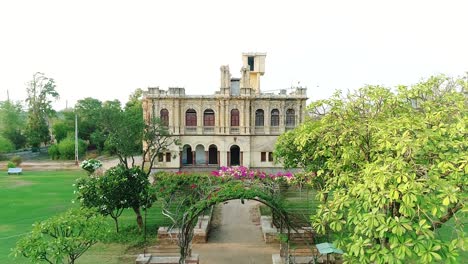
<box><xmin>193</xmin><ymin>199</ymin><xmax>278</xmax><ymax>264</ymax></box>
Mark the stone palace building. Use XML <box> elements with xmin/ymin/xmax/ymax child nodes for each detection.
<box><xmin>142</xmin><ymin>53</ymin><xmax>307</xmax><ymax>171</ymax></box>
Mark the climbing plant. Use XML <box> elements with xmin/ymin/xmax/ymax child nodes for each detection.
<box><xmin>153</xmin><ymin>166</ymin><xmax>299</xmax><ymax>264</ymax></box>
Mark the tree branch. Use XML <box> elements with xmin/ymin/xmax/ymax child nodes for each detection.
<box><xmin>430</xmin><ymin>203</ymin><xmax>463</xmax><ymax>230</ymax></box>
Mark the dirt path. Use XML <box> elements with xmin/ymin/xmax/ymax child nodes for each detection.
<box><xmin>0</xmin><ymin>157</ymin><xmax>135</xmax><ymax>171</ymax></box>
<box><xmin>193</xmin><ymin>200</ymin><xmax>278</xmax><ymax>264</ymax></box>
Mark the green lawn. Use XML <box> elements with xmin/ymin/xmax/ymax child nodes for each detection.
<box><xmin>0</xmin><ymin>171</ymin><xmax>170</xmax><ymax>264</ymax></box>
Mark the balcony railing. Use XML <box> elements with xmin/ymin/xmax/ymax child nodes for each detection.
<box><xmin>270</xmin><ymin>127</ymin><xmax>280</xmax><ymax>134</ymax></box>
<box><xmin>255</xmin><ymin>126</ymin><xmax>265</xmax><ymax>134</ymax></box>
<box><xmin>203</xmin><ymin>126</ymin><xmax>214</xmax><ymax>134</ymax></box>
<box><xmin>230</xmin><ymin>127</ymin><xmax>240</xmax><ymax>134</ymax></box>
<box><xmin>185</xmin><ymin>126</ymin><xmax>197</xmax><ymax>134</ymax></box>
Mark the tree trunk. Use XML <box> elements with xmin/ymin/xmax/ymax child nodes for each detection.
<box><xmin>112</xmin><ymin>216</ymin><xmax>119</xmax><ymax>233</ymax></box>
<box><xmin>133</xmin><ymin>206</ymin><xmax>143</xmax><ymax>230</ymax></box>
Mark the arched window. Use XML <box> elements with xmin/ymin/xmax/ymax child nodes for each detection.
<box><xmin>231</xmin><ymin>109</ymin><xmax>239</xmax><ymax>127</ymax></box>
<box><xmin>186</xmin><ymin>109</ymin><xmax>197</xmax><ymax>126</ymax></box>
<box><xmin>160</xmin><ymin>109</ymin><xmax>169</xmax><ymax>126</ymax></box>
<box><xmin>286</xmin><ymin>109</ymin><xmax>295</xmax><ymax>127</ymax></box>
<box><xmin>271</xmin><ymin>109</ymin><xmax>279</xmax><ymax>126</ymax></box>
<box><xmin>255</xmin><ymin>109</ymin><xmax>264</xmax><ymax>126</ymax></box>
<box><xmin>203</xmin><ymin>109</ymin><xmax>215</xmax><ymax>126</ymax></box>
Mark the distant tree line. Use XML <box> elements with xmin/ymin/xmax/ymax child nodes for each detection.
<box><xmin>0</xmin><ymin>72</ymin><xmax>145</xmax><ymax>161</ymax></box>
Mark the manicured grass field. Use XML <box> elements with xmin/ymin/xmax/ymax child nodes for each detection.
<box><xmin>0</xmin><ymin>170</ymin><xmax>170</xmax><ymax>264</ymax></box>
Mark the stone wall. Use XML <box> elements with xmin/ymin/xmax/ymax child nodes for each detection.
<box><xmin>157</xmin><ymin>214</ymin><xmax>212</xmax><ymax>245</ymax></box>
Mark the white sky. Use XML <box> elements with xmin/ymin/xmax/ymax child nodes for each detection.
<box><xmin>0</xmin><ymin>0</ymin><xmax>467</xmax><ymax>110</ymax></box>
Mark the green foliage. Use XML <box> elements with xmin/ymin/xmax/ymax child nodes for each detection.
<box><xmin>80</xmin><ymin>159</ymin><xmax>103</xmax><ymax>175</ymax></box>
<box><xmin>154</xmin><ymin>169</ymin><xmax>298</xmax><ymax>263</ymax></box>
<box><xmin>48</xmin><ymin>144</ymin><xmax>60</xmax><ymax>160</ymax></box>
<box><xmin>75</xmin><ymin>165</ymin><xmax>154</xmax><ymax>232</ymax></box>
<box><xmin>276</xmin><ymin>75</ymin><xmax>467</xmax><ymax>263</ymax></box>
<box><xmin>25</xmin><ymin>72</ymin><xmax>59</xmax><ymax>148</ymax></box>
<box><xmin>57</xmin><ymin>137</ymin><xmax>87</xmax><ymax>160</ymax></box>
<box><xmin>7</xmin><ymin>161</ymin><xmax>16</xmax><ymax>168</ymax></box>
<box><xmin>0</xmin><ymin>100</ymin><xmax>27</xmax><ymax>149</ymax></box>
<box><xmin>90</xmin><ymin>130</ymin><xmax>106</xmax><ymax>152</ymax></box>
<box><xmin>0</xmin><ymin>135</ymin><xmax>14</xmax><ymax>153</ymax></box>
<box><xmin>10</xmin><ymin>155</ymin><xmax>22</xmax><ymax>166</ymax></box>
<box><xmin>13</xmin><ymin>207</ymin><xmax>109</xmax><ymax>264</ymax></box>
<box><xmin>48</xmin><ymin>137</ymin><xmax>87</xmax><ymax>160</ymax></box>
<box><xmin>52</xmin><ymin>121</ymin><xmax>72</xmax><ymax>143</ymax></box>
<box><xmin>100</xmin><ymin>98</ymin><xmax>144</xmax><ymax>168</ymax></box>
<box><xmin>75</xmin><ymin>97</ymin><xmax>102</xmax><ymax>142</ymax></box>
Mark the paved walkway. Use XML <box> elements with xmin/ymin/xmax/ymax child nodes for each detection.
<box><xmin>193</xmin><ymin>200</ymin><xmax>278</xmax><ymax>264</ymax></box>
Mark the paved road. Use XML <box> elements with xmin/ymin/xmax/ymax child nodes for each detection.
<box><xmin>193</xmin><ymin>200</ymin><xmax>278</xmax><ymax>264</ymax></box>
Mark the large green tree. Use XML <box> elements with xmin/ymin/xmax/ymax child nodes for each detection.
<box><xmin>0</xmin><ymin>100</ymin><xmax>27</xmax><ymax>149</ymax></box>
<box><xmin>75</xmin><ymin>97</ymin><xmax>102</xmax><ymax>143</ymax></box>
<box><xmin>101</xmin><ymin>98</ymin><xmax>143</xmax><ymax>168</ymax></box>
<box><xmin>51</xmin><ymin>109</ymin><xmax>75</xmax><ymax>143</ymax></box>
<box><xmin>275</xmin><ymin>75</ymin><xmax>467</xmax><ymax>263</ymax></box>
<box><xmin>25</xmin><ymin>72</ymin><xmax>59</xmax><ymax>149</ymax></box>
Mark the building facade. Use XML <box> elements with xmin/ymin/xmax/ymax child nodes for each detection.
<box><xmin>142</xmin><ymin>53</ymin><xmax>307</xmax><ymax>171</ymax></box>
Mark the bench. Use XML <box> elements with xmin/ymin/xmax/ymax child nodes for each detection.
<box><xmin>7</xmin><ymin>168</ymin><xmax>22</xmax><ymax>175</ymax></box>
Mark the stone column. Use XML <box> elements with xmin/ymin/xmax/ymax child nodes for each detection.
<box><xmin>220</xmin><ymin>100</ymin><xmax>225</xmax><ymax>134</ymax></box>
<box><xmin>179</xmin><ymin>151</ymin><xmax>182</xmax><ymax>168</ymax></box>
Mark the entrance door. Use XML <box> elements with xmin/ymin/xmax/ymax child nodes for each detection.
<box><xmin>230</xmin><ymin>145</ymin><xmax>240</xmax><ymax>166</ymax></box>
<box><xmin>183</xmin><ymin>145</ymin><xmax>193</xmax><ymax>165</ymax></box>
<box><xmin>209</xmin><ymin>145</ymin><xmax>218</xmax><ymax>165</ymax></box>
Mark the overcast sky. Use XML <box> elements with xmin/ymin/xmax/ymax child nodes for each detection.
<box><xmin>0</xmin><ymin>0</ymin><xmax>467</xmax><ymax>110</ymax></box>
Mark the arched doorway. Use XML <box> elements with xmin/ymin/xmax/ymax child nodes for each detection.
<box><xmin>208</xmin><ymin>144</ymin><xmax>218</xmax><ymax>165</ymax></box>
<box><xmin>195</xmin><ymin>145</ymin><xmax>206</xmax><ymax>165</ymax></box>
<box><xmin>152</xmin><ymin>170</ymin><xmax>304</xmax><ymax>264</ymax></box>
<box><xmin>182</xmin><ymin>145</ymin><xmax>193</xmax><ymax>165</ymax></box>
<box><xmin>176</xmin><ymin>186</ymin><xmax>294</xmax><ymax>263</ymax></box>
<box><xmin>230</xmin><ymin>145</ymin><xmax>240</xmax><ymax>166</ymax></box>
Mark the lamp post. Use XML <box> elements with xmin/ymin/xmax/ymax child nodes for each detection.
<box><xmin>75</xmin><ymin>113</ymin><xmax>79</xmax><ymax>166</ymax></box>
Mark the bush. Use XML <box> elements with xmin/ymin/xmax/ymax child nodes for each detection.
<box><xmin>48</xmin><ymin>144</ymin><xmax>60</xmax><ymax>160</ymax></box>
<box><xmin>10</xmin><ymin>156</ymin><xmax>22</xmax><ymax>166</ymax></box>
<box><xmin>7</xmin><ymin>161</ymin><xmax>16</xmax><ymax>168</ymax></box>
<box><xmin>57</xmin><ymin>137</ymin><xmax>87</xmax><ymax>160</ymax></box>
<box><xmin>80</xmin><ymin>159</ymin><xmax>103</xmax><ymax>175</ymax></box>
<box><xmin>0</xmin><ymin>136</ymin><xmax>14</xmax><ymax>153</ymax></box>
<box><xmin>13</xmin><ymin>208</ymin><xmax>109</xmax><ymax>264</ymax></box>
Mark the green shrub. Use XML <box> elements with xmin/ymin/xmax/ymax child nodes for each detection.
<box><xmin>48</xmin><ymin>144</ymin><xmax>60</xmax><ymax>160</ymax></box>
<box><xmin>80</xmin><ymin>159</ymin><xmax>103</xmax><ymax>175</ymax></box>
<box><xmin>10</xmin><ymin>156</ymin><xmax>22</xmax><ymax>166</ymax></box>
<box><xmin>7</xmin><ymin>161</ymin><xmax>16</xmax><ymax>169</ymax></box>
<box><xmin>57</xmin><ymin>137</ymin><xmax>87</xmax><ymax>160</ymax></box>
<box><xmin>0</xmin><ymin>136</ymin><xmax>14</xmax><ymax>153</ymax></box>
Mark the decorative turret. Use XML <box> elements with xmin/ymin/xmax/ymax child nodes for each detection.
<box><xmin>241</xmin><ymin>52</ymin><xmax>266</xmax><ymax>94</ymax></box>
